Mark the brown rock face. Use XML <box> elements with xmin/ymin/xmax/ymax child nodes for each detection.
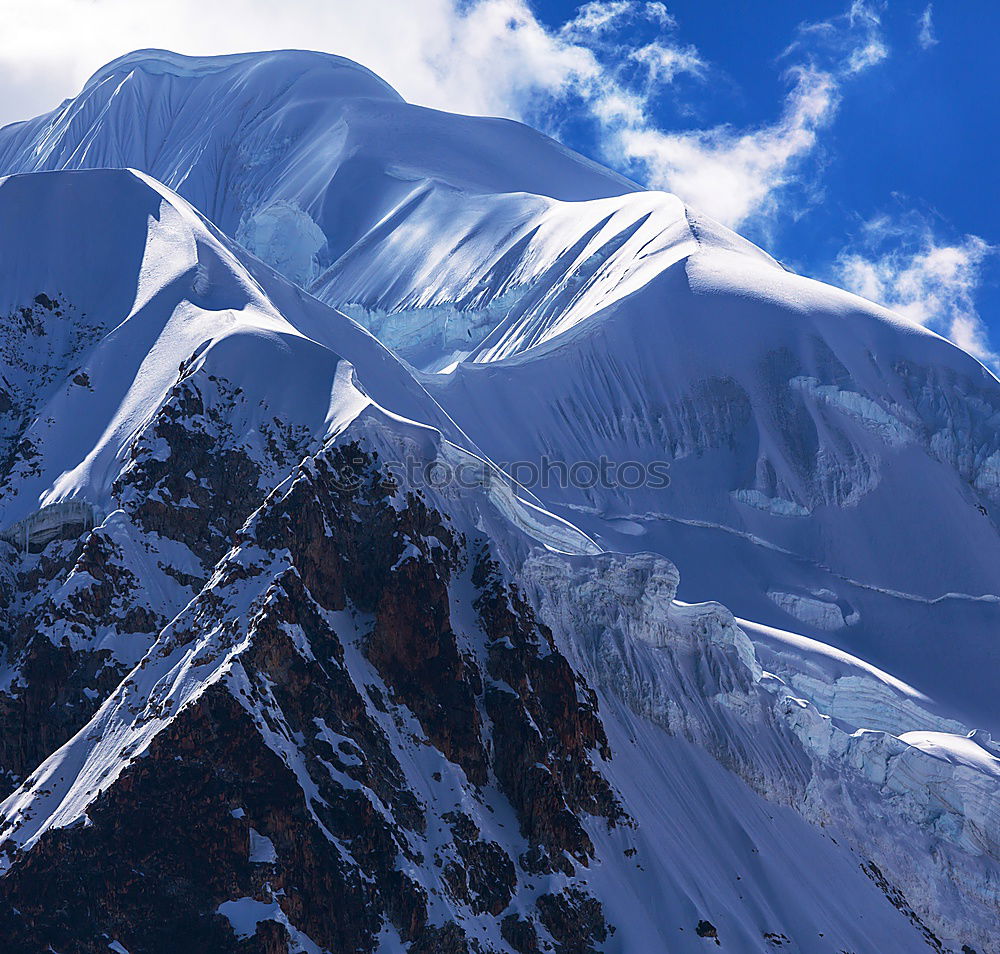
<box><xmin>537</xmin><ymin>888</ymin><xmax>611</xmax><ymax>954</ymax></box>
<box><xmin>0</xmin><ymin>530</ymin><xmax>162</xmax><ymax>798</ymax></box>
<box><xmin>0</xmin><ymin>686</ymin><xmax>379</xmax><ymax>954</ymax></box>
<box><xmin>369</xmin><ymin>553</ymin><xmax>488</xmax><ymax>787</ymax></box>
<box><xmin>473</xmin><ymin>549</ymin><xmax>622</xmax><ymax>874</ymax></box>
<box><xmin>0</xmin><ymin>438</ymin><xmax>622</xmax><ymax>953</ymax></box>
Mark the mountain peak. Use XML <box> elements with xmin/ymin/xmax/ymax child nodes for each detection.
<box><xmin>81</xmin><ymin>47</ymin><xmax>406</xmax><ymax>103</ymax></box>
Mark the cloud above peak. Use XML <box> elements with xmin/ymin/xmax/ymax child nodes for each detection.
<box><xmin>414</xmin><ymin>0</ymin><xmax>892</xmax><ymax>233</ymax></box>
<box><xmin>599</xmin><ymin>1</ymin><xmax>889</xmax><ymax>229</ymax></box>
<box><xmin>613</xmin><ymin>66</ymin><xmax>839</xmax><ymax>229</ymax></box>
<box><xmin>837</xmin><ymin>214</ymin><xmax>996</xmax><ymax>364</ymax></box>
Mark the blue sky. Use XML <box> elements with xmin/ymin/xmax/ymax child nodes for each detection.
<box><xmin>0</xmin><ymin>0</ymin><xmax>996</xmax><ymax>361</ymax></box>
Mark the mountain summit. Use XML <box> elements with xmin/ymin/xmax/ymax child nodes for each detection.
<box><xmin>0</xmin><ymin>49</ymin><xmax>996</xmax><ymax>954</ymax></box>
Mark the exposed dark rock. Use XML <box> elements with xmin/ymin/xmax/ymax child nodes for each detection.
<box><xmin>501</xmin><ymin>914</ymin><xmax>541</xmax><ymax>954</ymax></box>
<box><xmin>0</xmin><ymin>438</ymin><xmax>626</xmax><ymax>952</ymax></box>
<box><xmin>441</xmin><ymin>811</ymin><xmax>516</xmax><ymax>915</ymax></box>
<box><xmin>696</xmin><ymin>919</ymin><xmax>720</xmax><ymax>944</ymax></box>
<box><xmin>0</xmin><ymin>528</ymin><xmax>165</xmax><ymax>797</ymax></box>
<box><xmin>408</xmin><ymin>922</ymin><xmax>479</xmax><ymax>954</ymax></box>
<box><xmin>118</xmin><ymin>376</ymin><xmax>266</xmax><ymax>566</ymax></box>
<box><xmin>0</xmin><ymin>685</ymin><xmax>379</xmax><ymax>954</ymax></box>
<box><xmin>536</xmin><ymin>887</ymin><xmax>610</xmax><ymax>954</ymax></box>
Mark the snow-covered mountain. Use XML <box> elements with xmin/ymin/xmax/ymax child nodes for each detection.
<box><xmin>4</xmin><ymin>49</ymin><xmax>996</xmax><ymax>729</ymax></box>
<box><xmin>0</xmin><ymin>49</ymin><xmax>996</xmax><ymax>954</ymax></box>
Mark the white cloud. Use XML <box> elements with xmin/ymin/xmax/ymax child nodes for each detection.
<box><xmin>560</xmin><ymin>1</ymin><xmax>635</xmax><ymax>37</ymax></box>
<box><xmin>643</xmin><ymin>2</ymin><xmax>675</xmax><ymax>28</ymax></box>
<box><xmin>629</xmin><ymin>41</ymin><xmax>705</xmax><ymax>86</ymax></box>
<box><xmin>918</xmin><ymin>5</ymin><xmax>938</xmax><ymax>49</ymax></box>
<box><xmin>836</xmin><ymin>217</ymin><xmax>996</xmax><ymax>363</ymax></box>
<box><xmin>560</xmin><ymin>0</ymin><xmax>676</xmax><ymax>38</ymax></box>
<box><xmin>844</xmin><ymin>0</ymin><xmax>889</xmax><ymax>73</ymax></box>
<box><xmin>613</xmin><ymin>66</ymin><xmax>837</xmax><ymax>227</ymax></box>
<box><xmin>845</xmin><ymin>34</ymin><xmax>889</xmax><ymax>74</ymax></box>
<box><xmin>602</xmin><ymin>2</ymin><xmax>889</xmax><ymax>228</ymax></box>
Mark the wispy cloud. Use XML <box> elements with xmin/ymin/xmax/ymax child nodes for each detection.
<box><xmin>560</xmin><ymin>1</ymin><xmax>676</xmax><ymax>38</ymax></box>
<box><xmin>612</xmin><ymin>66</ymin><xmax>838</xmax><ymax>228</ymax></box>
<box><xmin>599</xmin><ymin>1</ymin><xmax>889</xmax><ymax>229</ymax></box>
<box><xmin>560</xmin><ymin>1</ymin><xmax>636</xmax><ymax>36</ymax></box>
<box><xmin>628</xmin><ymin>41</ymin><xmax>705</xmax><ymax>86</ymax></box>
<box><xmin>844</xmin><ymin>0</ymin><xmax>890</xmax><ymax>73</ymax></box>
<box><xmin>836</xmin><ymin>214</ymin><xmax>996</xmax><ymax>363</ymax></box>
<box><xmin>918</xmin><ymin>5</ymin><xmax>938</xmax><ymax>49</ymax></box>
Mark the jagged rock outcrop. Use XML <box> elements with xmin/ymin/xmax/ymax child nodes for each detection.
<box><xmin>0</xmin><ymin>439</ymin><xmax>621</xmax><ymax>954</ymax></box>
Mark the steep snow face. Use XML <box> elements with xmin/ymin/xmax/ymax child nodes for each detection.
<box><xmin>0</xmin><ymin>401</ymin><xmax>978</xmax><ymax>953</ymax></box>
<box><xmin>520</xmin><ymin>549</ymin><xmax>1000</xmax><ymax>953</ymax></box>
<box><xmin>316</xmin><ymin>188</ymin><xmax>704</xmax><ymax>369</ymax></box>
<box><xmin>428</xmin><ymin>241</ymin><xmax>1000</xmax><ymax>729</ymax></box>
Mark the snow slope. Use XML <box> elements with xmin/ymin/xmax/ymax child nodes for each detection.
<box><xmin>521</xmin><ymin>549</ymin><xmax>1000</xmax><ymax>953</ymax></box>
<box><xmin>428</xmin><ymin>228</ymin><xmax>1000</xmax><ymax>729</ymax></box>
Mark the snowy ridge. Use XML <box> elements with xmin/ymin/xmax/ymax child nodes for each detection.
<box><xmin>0</xmin><ymin>167</ymin><xmax>467</xmax><ymax>524</ymax></box>
<box><xmin>0</xmin><ymin>167</ymin><xmax>601</xmax><ymax>571</ymax></box>
<box><xmin>0</xmin><ymin>48</ymin><xmax>634</xmax><ymax>281</ymax></box>
<box><xmin>319</xmin><ymin>188</ymin><xmax>701</xmax><ymax>367</ymax></box>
